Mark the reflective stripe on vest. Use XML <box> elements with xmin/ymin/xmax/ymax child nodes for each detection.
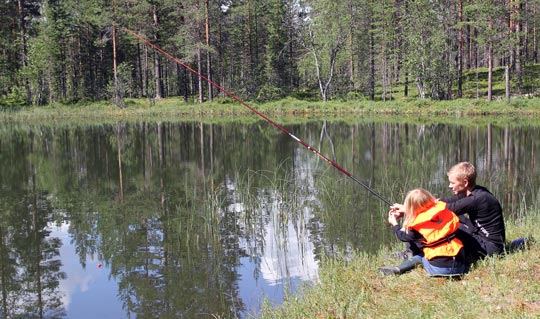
<box><xmin>409</xmin><ymin>201</ymin><xmax>464</xmax><ymax>260</ymax></box>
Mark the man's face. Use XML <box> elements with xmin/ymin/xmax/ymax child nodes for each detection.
<box><xmin>448</xmin><ymin>174</ymin><xmax>468</xmax><ymax>195</ymax></box>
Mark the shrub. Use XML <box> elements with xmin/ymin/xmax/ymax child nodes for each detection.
<box><xmin>0</xmin><ymin>86</ymin><xmax>26</xmax><ymax>109</ymax></box>
<box><xmin>256</xmin><ymin>84</ymin><xmax>284</xmax><ymax>102</ymax></box>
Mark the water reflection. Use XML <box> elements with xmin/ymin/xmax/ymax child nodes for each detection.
<box><xmin>0</xmin><ymin>120</ymin><xmax>539</xmax><ymax>318</ymax></box>
<box><xmin>52</xmin><ymin>223</ymin><xmax>123</xmax><ymax>318</ymax></box>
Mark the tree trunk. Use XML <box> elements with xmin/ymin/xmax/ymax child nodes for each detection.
<box><xmin>17</xmin><ymin>0</ymin><xmax>31</xmax><ymax>104</ymax></box>
<box><xmin>534</xmin><ymin>3</ymin><xmax>538</xmax><ymax>63</ymax></box>
<box><xmin>246</xmin><ymin>0</ymin><xmax>254</xmax><ymax>92</ymax></box>
<box><xmin>144</xmin><ymin>45</ymin><xmax>150</xmax><ymax>99</ymax></box>
<box><xmin>457</xmin><ymin>0</ymin><xmax>463</xmax><ymax>98</ymax></box>
<box><xmin>196</xmin><ymin>0</ymin><xmax>203</xmax><ymax>103</ymax></box>
<box><xmin>523</xmin><ymin>2</ymin><xmax>529</xmax><ymax>61</ymax></box>
<box><xmin>154</xmin><ymin>52</ymin><xmax>162</xmax><ymax>99</ymax></box>
<box><xmin>205</xmin><ymin>0</ymin><xmax>213</xmax><ymax>101</ymax></box>
<box><xmin>112</xmin><ymin>0</ymin><xmax>117</xmax><ymax>88</ymax></box>
<box><xmin>348</xmin><ymin>0</ymin><xmax>355</xmax><ymax>89</ymax></box>
<box><xmin>183</xmin><ymin>67</ymin><xmax>189</xmax><ymax>102</ymax></box>
<box><xmin>349</xmin><ymin>29</ymin><xmax>355</xmax><ymax>88</ymax></box>
<box><xmin>369</xmin><ymin>24</ymin><xmax>375</xmax><ymax>101</ymax></box>
<box><xmin>136</xmin><ymin>41</ymin><xmax>143</xmax><ymax>97</ymax></box>
<box><xmin>112</xmin><ymin>0</ymin><xmax>124</xmax><ymax>108</ymax></box>
<box><xmin>288</xmin><ymin>10</ymin><xmax>295</xmax><ymax>91</ymax></box>
<box><xmin>197</xmin><ymin>45</ymin><xmax>203</xmax><ymax>103</ymax></box>
<box><xmin>153</xmin><ymin>5</ymin><xmax>162</xmax><ymax>99</ymax></box>
<box><xmin>380</xmin><ymin>3</ymin><xmax>387</xmax><ymax>101</ymax></box>
<box><xmin>487</xmin><ymin>15</ymin><xmax>493</xmax><ymax>101</ymax></box>
<box><xmin>505</xmin><ymin>64</ymin><xmax>510</xmax><ymax>101</ymax></box>
<box><xmin>381</xmin><ymin>34</ymin><xmax>387</xmax><ymax>101</ymax></box>
<box><xmin>514</xmin><ymin>0</ymin><xmax>522</xmax><ymax>91</ymax></box>
<box><xmin>404</xmin><ymin>71</ymin><xmax>408</xmax><ymax>97</ymax></box>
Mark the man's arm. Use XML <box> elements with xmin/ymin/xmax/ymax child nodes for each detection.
<box><xmin>441</xmin><ymin>195</ymin><xmax>476</xmax><ymax>216</ymax></box>
<box><xmin>439</xmin><ymin>193</ymin><xmax>466</xmax><ymax>204</ymax></box>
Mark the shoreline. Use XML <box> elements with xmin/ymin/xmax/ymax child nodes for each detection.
<box><xmin>2</xmin><ymin>97</ymin><xmax>540</xmax><ymax>126</ymax></box>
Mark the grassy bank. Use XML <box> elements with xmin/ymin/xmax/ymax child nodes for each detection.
<box><xmin>256</xmin><ymin>214</ymin><xmax>540</xmax><ymax>319</ymax></box>
<box><xmin>2</xmin><ymin>96</ymin><xmax>540</xmax><ymax>126</ymax></box>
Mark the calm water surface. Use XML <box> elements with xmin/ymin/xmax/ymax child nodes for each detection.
<box><xmin>1</xmin><ymin>119</ymin><xmax>539</xmax><ymax>318</ymax></box>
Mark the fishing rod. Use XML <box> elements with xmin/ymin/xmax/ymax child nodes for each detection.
<box><xmin>122</xmin><ymin>27</ymin><xmax>393</xmax><ymax>206</ymax></box>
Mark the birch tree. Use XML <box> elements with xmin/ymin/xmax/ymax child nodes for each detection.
<box><xmin>298</xmin><ymin>0</ymin><xmax>351</xmax><ymax>101</ymax></box>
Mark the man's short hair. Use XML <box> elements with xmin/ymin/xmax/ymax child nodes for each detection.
<box><xmin>447</xmin><ymin>162</ymin><xmax>476</xmax><ymax>186</ymax></box>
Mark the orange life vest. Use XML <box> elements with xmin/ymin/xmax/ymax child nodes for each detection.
<box><xmin>408</xmin><ymin>201</ymin><xmax>464</xmax><ymax>260</ymax></box>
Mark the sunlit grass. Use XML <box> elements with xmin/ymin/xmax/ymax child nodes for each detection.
<box><xmin>2</xmin><ymin>94</ymin><xmax>540</xmax><ymax>128</ymax></box>
<box><xmin>256</xmin><ymin>211</ymin><xmax>540</xmax><ymax>319</ymax></box>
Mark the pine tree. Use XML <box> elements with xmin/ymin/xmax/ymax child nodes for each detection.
<box><xmin>260</xmin><ymin>0</ymin><xmax>296</xmax><ymax>101</ymax></box>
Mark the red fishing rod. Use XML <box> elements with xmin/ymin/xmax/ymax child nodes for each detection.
<box><xmin>122</xmin><ymin>27</ymin><xmax>392</xmax><ymax>206</ymax></box>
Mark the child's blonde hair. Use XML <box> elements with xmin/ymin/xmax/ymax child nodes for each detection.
<box><xmin>402</xmin><ymin>188</ymin><xmax>436</xmax><ymax>231</ymax></box>
<box><xmin>447</xmin><ymin>162</ymin><xmax>476</xmax><ymax>186</ymax></box>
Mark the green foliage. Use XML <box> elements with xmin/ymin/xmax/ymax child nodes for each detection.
<box><xmin>508</xmin><ymin>98</ymin><xmax>528</xmax><ymax>109</ymax></box>
<box><xmin>0</xmin><ymin>87</ymin><xmax>26</xmax><ymax>109</ymax></box>
<box><xmin>290</xmin><ymin>88</ymin><xmax>319</xmax><ymax>101</ymax></box>
<box><xmin>256</xmin><ymin>84</ymin><xmax>285</xmax><ymax>102</ymax></box>
<box><xmin>106</xmin><ymin>62</ymin><xmax>134</xmax><ymax>108</ymax></box>
<box><xmin>1</xmin><ymin>0</ymin><xmax>540</xmax><ymax>105</ymax></box>
<box><xmin>260</xmin><ymin>0</ymin><xmax>297</xmax><ymax>95</ymax></box>
<box><xmin>399</xmin><ymin>0</ymin><xmax>454</xmax><ymax>100</ymax></box>
<box><xmin>297</xmin><ymin>0</ymin><xmax>353</xmax><ymax>101</ymax></box>
<box><xmin>25</xmin><ymin>24</ymin><xmax>53</xmax><ymax>106</ymax></box>
<box><xmin>344</xmin><ymin>90</ymin><xmax>368</xmax><ymax>102</ymax></box>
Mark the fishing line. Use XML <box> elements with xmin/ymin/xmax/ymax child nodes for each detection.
<box><xmin>122</xmin><ymin>27</ymin><xmax>393</xmax><ymax>206</ymax></box>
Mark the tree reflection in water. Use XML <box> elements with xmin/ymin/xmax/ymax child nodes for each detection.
<box><xmin>0</xmin><ymin>120</ymin><xmax>539</xmax><ymax>318</ymax></box>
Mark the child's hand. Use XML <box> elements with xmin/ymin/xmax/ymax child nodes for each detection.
<box><xmin>389</xmin><ymin>204</ymin><xmax>404</xmax><ymax>218</ymax></box>
<box><xmin>387</xmin><ymin>210</ymin><xmax>399</xmax><ymax>226</ymax></box>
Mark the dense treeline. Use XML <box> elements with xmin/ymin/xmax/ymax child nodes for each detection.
<box><xmin>1</xmin><ymin>0</ymin><xmax>540</xmax><ymax>107</ymax></box>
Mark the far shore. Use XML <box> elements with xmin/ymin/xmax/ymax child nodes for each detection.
<box><xmin>1</xmin><ymin>96</ymin><xmax>540</xmax><ymax>126</ymax></box>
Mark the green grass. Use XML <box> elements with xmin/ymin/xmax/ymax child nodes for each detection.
<box><xmin>2</xmin><ymin>96</ymin><xmax>540</xmax><ymax>128</ymax></box>
<box><xmin>255</xmin><ymin>213</ymin><xmax>540</xmax><ymax>319</ymax></box>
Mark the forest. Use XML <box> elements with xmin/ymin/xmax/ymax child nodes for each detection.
<box><xmin>1</xmin><ymin>0</ymin><xmax>540</xmax><ymax>108</ymax></box>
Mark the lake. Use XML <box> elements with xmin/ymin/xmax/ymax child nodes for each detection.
<box><xmin>1</xmin><ymin>118</ymin><xmax>539</xmax><ymax>318</ymax></box>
